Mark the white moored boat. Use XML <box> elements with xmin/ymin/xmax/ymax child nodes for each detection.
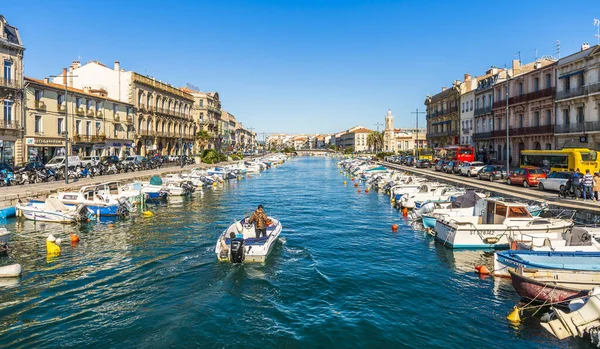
<box><xmin>16</xmin><ymin>198</ymin><xmax>89</xmax><ymax>223</ymax></box>
<box><xmin>434</xmin><ymin>198</ymin><xmax>573</xmax><ymax>249</ymax></box>
<box><xmin>215</xmin><ymin>217</ymin><xmax>282</xmax><ymax>263</ymax></box>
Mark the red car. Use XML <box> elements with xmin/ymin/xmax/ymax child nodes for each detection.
<box><xmin>506</xmin><ymin>167</ymin><xmax>547</xmax><ymax>188</ymax></box>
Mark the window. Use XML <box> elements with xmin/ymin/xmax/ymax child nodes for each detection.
<box><xmin>3</xmin><ymin>60</ymin><xmax>12</xmax><ymax>81</ymax></box>
<box><xmin>470</xmin><ymin>120</ymin><xmax>473</xmax><ymax>129</ymax></box>
<box><xmin>462</xmin><ymin>103</ymin><xmax>464</xmax><ymax>112</ymax></box>
<box><xmin>545</xmin><ymin>74</ymin><xmax>551</xmax><ymax>88</ymax></box>
<box><xmin>518</xmin><ymin>114</ymin><xmax>523</xmax><ymax>128</ymax></box>
<box><xmin>482</xmin><ymin>97</ymin><xmax>485</xmax><ymax>108</ymax></box>
<box><xmin>565</xmin><ymin>76</ymin><xmax>571</xmax><ymax>90</ymax></box>
<box><xmin>76</xmin><ymin>97</ymin><xmax>81</xmax><ymax>108</ymax></box>
<box><xmin>3</xmin><ymin>100</ymin><xmax>12</xmax><ymax>124</ymax></box>
<box><xmin>34</xmin><ymin>90</ymin><xmax>43</xmax><ymax>101</ymax></box>
<box><xmin>112</xmin><ymin>104</ymin><xmax>117</xmax><ymax>114</ymax></box>
<box><xmin>564</xmin><ymin>108</ymin><xmax>570</xmax><ymax>125</ymax></box>
<box><xmin>85</xmin><ymin>121</ymin><xmax>91</xmax><ymax>135</ymax></box>
<box><xmin>95</xmin><ymin>121</ymin><xmax>101</xmax><ymax>134</ymax></box>
<box><xmin>114</xmin><ymin>124</ymin><xmax>119</xmax><ymax>137</ymax></box>
<box><xmin>497</xmin><ymin>89</ymin><xmax>501</xmax><ymax>101</ymax></box>
<box><xmin>518</xmin><ymin>82</ymin><xmax>523</xmax><ymax>95</ymax></box>
<box><xmin>577</xmin><ymin>106</ymin><xmax>584</xmax><ymax>123</ymax></box>
<box><xmin>476</xmin><ymin>98</ymin><xmax>480</xmax><ymax>110</ymax></box>
<box><xmin>488</xmin><ymin>95</ymin><xmax>492</xmax><ymax>107</ymax></box>
<box><xmin>57</xmin><ymin>94</ymin><xmax>65</xmax><ymax>106</ymax></box>
<box><xmin>75</xmin><ymin>120</ymin><xmax>81</xmax><ymax>134</ymax></box>
<box><xmin>34</xmin><ymin>115</ymin><xmax>42</xmax><ymax>133</ymax></box>
<box><xmin>138</xmin><ymin>92</ymin><xmax>143</xmax><ymax>106</ymax></box>
<box><xmin>533</xmin><ymin>78</ymin><xmax>539</xmax><ymax>92</ymax></box>
<box><xmin>95</xmin><ymin>101</ymin><xmax>101</xmax><ymax>111</ymax></box>
<box><xmin>126</xmin><ymin>107</ymin><xmax>131</xmax><ymax>117</ymax></box>
<box><xmin>546</xmin><ymin>110</ymin><xmax>551</xmax><ymax>125</ymax></box>
<box><xmin>533</xmin><ymin>111</ymin><xmax>540</xmax><ymax>127</ymax></box>
<box><xmin>579</xmin><ymin>72</ymin><xmax>585</xmax><ymax>87</ymax></box>
<box><xmin>470</xmin><ymin>100</ymin><xmax>473</xmax><ymax>111</ymax></box>
<box><xmin>86</xmin><ymin>99</ymin><xmax>92</xmax><ymax>109</ymax></box>
<box><xmin>199</xmin><ymin>100</ymin><xmax>204</xmax><ymax>107</ymax></box>
<box><xmin>146</xmin><ymin>94</ymin><xmax>151</xmax><ymax>107</ymax></box>
<box><xmin>58</xmin><ymin>118</ymin><xmax>64</xmax><ymax>134</ymax></box>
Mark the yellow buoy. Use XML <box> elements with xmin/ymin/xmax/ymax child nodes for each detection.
<box><xmin>46</xmin><ymin>240</ymin><xmax>61</xmax><ymax>255</ymax></box>
<box><xmin>506</xmin><ymin>306</ymin><xmax>521</xmax><ymax>323</ymax></box>
<box><xmin>343</xmin><ymin>181</ymin><xmax>347</xmax><ymax>185</ymax></box>
<box><xmin>142</xmin><ymin>211</ymin><xmax>154</xmax><ymax>217</ymax></box>
<box><xmin>213</xmin><ymin>182</ymin><xmax>218</xmax><ymax>186</ymax></box>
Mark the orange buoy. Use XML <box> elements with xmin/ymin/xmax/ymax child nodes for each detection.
<box><xmin>108</xmin><ymin>223</ymin><xmax>115</xmax><ymax>228</ymax></box>
<box><xmin>391</xmin><ymin>224</ymin><xmax>398</xmax><ymax>232</ymax></box>
<box><xmin>70</xmin><ymin>233</ymin><xmax>80</xmax><ymax>243</ymax></box>
<box><xmin>351</xmin><ymin>178</ymin><xmax>354</xmax><ymax>181</ymax></box>
<box><xmin>354</xmin><ymin>182</ymin><xmax>358</xmax><ymax>187</ymax></box>
<box><xmin>248</xmin><ymin>175</ymin><xmax>252</xmax><ymax>178</ymax></box>
<box><xmin>402</xmin><ymin>207</ymin><xmax>408</xmax><ymax>217</ymax></box>
<box><xmin>475</xmin><ymin>265</ymin><xmax>491</xmax><ymax>275</ymax></box>
<box><xmin>365</xmin><ymin>188</ymin><xmax>369</xmax><ymax>193</ymax></box>
<box><xmin>357</xmin><ymin>189</ymin><xmax>361</xmax><ymax>193</ymax></box>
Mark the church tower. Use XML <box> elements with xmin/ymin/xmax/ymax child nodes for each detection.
<box><xmin>383</xmin><ymin>109</ymin><xmax>396</xmax><ymax>153</ymax></box>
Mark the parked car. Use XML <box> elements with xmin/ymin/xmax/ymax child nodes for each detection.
<box><xmin>538</xmin><ymin>171</ymin><xmax>573</xmax><ymax>192</ymax></box>
<box><xmin>434</xmin><ymin>160</ymin><xmax>447</xmax><ymax>172</ymax></box>
<box><xmin>14</xmin><ymin>161</ymin><xmax>45</xmax><ymax>172</ymax></box>
<box><xmin>80</xmin><ymin>156</ymin><xmax>100</xmax><ymax>167</ymax></box>
<box><xmin>100</xmin><ymin>155</ymin><xmax>120</xmax><ymax>165</ymax></box>
<box><xmin>405</xmin><ymin>157</ymin><xmax>415</xmax><ymax>166</ymax></box>
<box><xmin>121</xmin><ymin>155</ymin><xmax>145</xmax><ymax>165</ymax></box>
<box><xmin>459</xmin><ymin>161</ymin><xmax>486</xmax><ymax>177</ymax></box>
<box><xmin>477</xmin><ymin>165</ymin><xmax>508</xmax><ymax>181</ymax></box>
<box><xmin>45</xmin><ymin>156</ymin><xmax>82</xmax><ymax>169</ymax></box>
<box><xmin>507</xmin><ymin>167</ymin><xmax>547</xmax><ymax>188</ymax></box>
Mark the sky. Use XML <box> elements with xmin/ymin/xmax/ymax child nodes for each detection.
<box><xmin>3</xmin><ymin>0</ymin><xmax>600</xmax><ymax>137</ymax></box>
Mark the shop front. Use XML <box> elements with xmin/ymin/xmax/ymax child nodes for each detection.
<box><xmin>0</xmin><ymin>139</ymin><xmax>16</xmax><ymax>165</ymax></box>
<box><xmin>105</xmin><ymin>139</ymin><xmax>134</xmax><ymax>158</ymax></box>
<box><xmin>25</xmin><ymin>137</ymin><xmax>66</xmax><ymax>164</ymax></box>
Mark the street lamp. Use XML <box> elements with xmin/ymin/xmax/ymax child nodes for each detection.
<box><xmin>50</xmin><ymin>73</ymin><xmax>77</xmax><ymax>184</ymax></box>
<box><xmin>505</xmin><ymin>70</ymin><xmax>511</xmax><ymax>172</ymax></box>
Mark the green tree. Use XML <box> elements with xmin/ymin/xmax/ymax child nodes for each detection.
<box><xmin>367</xmin><ymin>132</ymin><xmax>383</xmax><ymax>153</ymax></box>
<box><xmin>196</xmin><ymin>130</ymin><xmax>212</xmax><ymax>153</ymax></box>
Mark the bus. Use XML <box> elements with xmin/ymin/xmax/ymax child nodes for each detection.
<box><xmin>416</xmin><ymin>148</ymin><xmax>433</xmax><ymax>161</ymax></box>
<box><xmin>445</xmin><ymin>146</ymin><xmax>475</xmax><ymax>163</ymax></box>
<box><xmin>520</xmin><ymin>148</ymin><xmax>600</xmax><ymax>173</ymax></box>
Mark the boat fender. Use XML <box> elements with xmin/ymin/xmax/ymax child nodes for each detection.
<box><xmin>70</xmin><ymin>233</ymin><xmax>80</xmax><ymax>244</ymax></box>
<box><xmin>402</xmin><ymin>207</ymin><xmax>408</xmax><ymax>217</ymax></box>
<box><xmin>474</xmin><ymin>265</ymin><xmax>490</xmax><ymax>275</ymax></box>
<box><xmin>483</xmin><ymin>237</ymin><xmax>499</xmax><ymax>244</ymax></box>
<box><xmin>46</xmin><ymin>240</ymin><xmax>61</xmax><ymax>255</ymax></box>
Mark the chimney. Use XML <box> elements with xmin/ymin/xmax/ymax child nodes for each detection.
<box><xmin>68</xmin><ymin>66</ymin><xmax>74</xmax><ymax>87</ymax></box>
<box><xmin>44</xmin><ymin>78</ymin><xmax>49</xmax><ymax>84</ymax></box>
<box><xmin>114</xmin><ymin>61</ymin><xmax>120</xmax><ymax>71</ymax></box>
<box><xmin>442</xmin><ymin>86</ymin><xmax>446</xmax><ymax>91</ymax></box>
<box><xmin>62</xmin><ymin>68</ymin><xmax>67</xmax><ymax>85</ymax></box>
<box><xmin>582</xmin><ymin>42</ymin><xmax>590</xmax><ymax>51</ymax></box>
<box><xmin>72</xmin><ymin>60</ymin><xmax>81</xmax><ymax>69</ymax></box>
<box><xmin>464</xmin><ymin>73</ymin><xmax>471</xmax><ymax>81</ymax></box>
<box><xmin>512</xmin><ymin>60</ymin><xmax>521</xmax><ymax>75</ymax></box>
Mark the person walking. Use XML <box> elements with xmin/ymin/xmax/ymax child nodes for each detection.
<box><xmin>583</xmin><ymin>169</ymin><xmax>594</xmax><ymax>201</ymax></box>
<box><xmin>249</xmin><ymin>204</ymin><xmax>268</xmax><ymax>239</ymax></box>
<box><xmin>594</xmin><ymin>172</ymin><xmax>600</xmax><ymax>201</ymax></box>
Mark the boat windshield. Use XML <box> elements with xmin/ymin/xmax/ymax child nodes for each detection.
<box><xmin>507</xmin><ymin>206</ymin><xmax>532</xmax><ymax>218</ymax></box>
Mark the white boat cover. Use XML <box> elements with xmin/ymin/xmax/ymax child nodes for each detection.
<box><xmin>44</xmin><ymin>198</ymin><xmax>69</xmax><ymax>212</ymax></box>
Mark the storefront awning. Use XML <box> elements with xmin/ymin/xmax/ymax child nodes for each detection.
<box><xmin>105</xmin><ymin>140</ymin><xmax>133</xmax><ymax>148</ymax></box>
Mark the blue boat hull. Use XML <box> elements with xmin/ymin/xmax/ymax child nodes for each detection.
<box><xmin>0</xmin><ymin>206</ymin><xmax>16</xmax><ymax>219</ymax></box>
<box><xmin>422</xmin><ymin>216</ymin><xmax>436</xmax><ymax>229</ymax></box>
<box><xmin>496</xmin><ymin>250</ymin><xmax>600</xmax><ymax>271</ymax></box>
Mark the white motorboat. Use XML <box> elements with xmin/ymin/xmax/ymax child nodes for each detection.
<box><xmin>0</xmin><ymin>264</ymin><xmax>21</xmax><ymax>278</ymax></box>
<box><xmin>434</xmin><ymin>198</ymin><xmax>573</xmax><ymax>249</ymax></box>
<box><xmin>398</xmin><ymin>185</ymin><xmax>466</xmax><ymax>210</ymax></box>
<box><xmin>215</xmin><ymin>217</ymin><xmax>282</xmax><ymax>263</ymax></box>
<box><xmin>54</xmin><ymin>185</ymin><xmax>129</xmax><ymax>216</ymax></box>
<box><xmin>16</xmin><ymin>198</ymin><xmax>88</xmax><ymax>223</ymax></box>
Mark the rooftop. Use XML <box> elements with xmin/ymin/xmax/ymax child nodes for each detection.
<box><xmin>25</xmin><ymin>77</ymin><xmax>133</xmax><ymax>105</ymax></box>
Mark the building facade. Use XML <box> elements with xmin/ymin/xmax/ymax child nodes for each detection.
<box><xmin>554</xmin><ymin>44</ymin><xmax>600</xmax><ymax>150</ymax></box>
<box><xmin>338</xmin><ymin>127</ymin><xmax>372</xmax><ymax>152</ymax></box>
<box><xmin>491</xmin><ymin>58</ymin><xmax>556</xmax><ymax>165</ymax></box>
<box><xmin>0</xmin><ymin>15</ymin><xmax>24</xmax><ymax>164</ymax></box>
<box><xmin>24</xmin><ymin>77</ymin><xmax>134</xmax><ymax>162</ymax></box>
<box><xmin>192</xmin><ymin>91</ymin><xmax>222</xmax><ymax>150</ymax></box>
<box><xmin>425</xmin><ymin>82</ymin><xmax>460</xmax><ymax>148</ymax></box>
<box><xmin>52</xmin><ymin>61</ymin><xmax>195</xmax><ymax>157</ymax></box>
<box><xmin>472</xmin><ymin>67</ymin><xmax>508</xmax><ymax>158</ymax></box>
<box><xmin>459</xmin><ymin>74</ymin><xmax>476</xmax><ymax>146</ymax></box>
<box><xmin>395</xmin><ymin>128</ymin><xmax>427</xmax><ymax>153</ymax></box>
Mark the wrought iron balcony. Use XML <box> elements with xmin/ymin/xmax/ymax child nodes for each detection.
<box><xmin>474</xmin><ymin>106</ymin><xmax>492</xmax><ymax>116</ymax></box>
<box><xmin>473</xmin><ymin>131</ymin><xmax>492</xmax><ymax>140</ymax></box>
<box><xmin>555</xmin><ymin>121</ymin><xmax>600</xmax><ymax>134</ymax></box>
<box><xmin>556</xmin><ymin>86</ymin><xmax>585</xmax><ymax>100</ymax></box>
<box><xmin>0</xmin><ymin>77</ymin><xmax>20</xmax><ymax>89</ymax></box>
<box><xmin>493</xmin><ymin>87</ymin><xmax>556</xmax><ymax>109</ymax></box>
<box><xmin>34</xmin><ymin>100</ymin><xmax>46</xmax><ymax>111</ymax></box>
<box><xmin>0</xmin><ymin>120</ymin><xmax>19</xmax><ymax>130</ymax></box>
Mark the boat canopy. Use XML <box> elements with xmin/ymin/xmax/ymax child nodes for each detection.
<box><xmin>44</xmin><ymin>197</ymin><xmax>69</xmax><ymax>212</ymax></box>
<box><xmin>150</xmin><ymin>176</ymin><xmax>163</xmax><ymax>186</ymax></box>
<box><xmin>451</xmin><ymin>191</ymin><xmax>479</xmax><ymax>209</ymax></box>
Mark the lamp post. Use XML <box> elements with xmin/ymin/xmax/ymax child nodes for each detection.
<box><xmin>411</xmin><ymin>109</ymin><xmax>426</xmax><ymax>159</ymax></box>
<box><xmin>505</xmin><ymin>70</ymin><xmax>511</xmax><ymax>172</ymax></box>
<box><xmin>50</xmin><ymin>73</ymin><xmax>77</xmax><ymax>184</ymax></box>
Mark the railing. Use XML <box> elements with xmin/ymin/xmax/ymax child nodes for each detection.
<box><xmin>95</xmin><ymin>111</ymin><xmax>103</xmax><ymax>118</ymax></box>
<box><xmin>555</xmin><ymin>121</ymin><xmax>600</xmax><ymax>134</ymax></box>
<box><xmin>34</xmin><ymin>100</ymin><xmax>46</xmax><ymax>111</ymax></box>
<box><xmin>0</xmin><ymin>120</ymin><xmax>19</xmax><ymax>130</ymax></box>
<box><xmin>76</xmin><ymin>107</ymin><xmax>85</xmax><ymax>116</ymax></box>
<box><xmin>57</xmin><ymin>104</ymin><xmax>66</xmax><ymax>112</ymax></box>
<box><xmin>473</xmin><ymin>131</ymin><xmax>492</xmax><ymax>140</ymax></box>
<box><xmin>556</xmin><ymin>86</ymin><xmax>585</xmax><ymax>100</ymax></box>
<box><xmin>462</xmin><ymin>128</ymin><xmax>470</xmax><ymax>134</ymax></box>
<box><xmin>587</xmin><ymin>82</ymin><xmax>600</xmax><ymax>95</ymax></box>
<box><xmin>86</xmin><ymin>108</ymin><xmax>95</xmax><ymax>116</ymax></box>
<box><xmin>474</xmin><ymin>106</ymin><xmax>492</xmax><ymax>116</ymax></box>
<box><xmin>493</xmin><ymin>87</ymin><xmax>556</xmax><ymax>109</ymax></box>
<box><xmin>113</xmin><ymin>114</ymin><xmax>120</xmax><ymax>122</ymax></box>
<box><xmin>0</xmin><ymin>77</ymin><xmax>20</xmax><ymax>89</ymax></box>
<box><xmin>427</xmin><ymin>130</ymin><xmax>455</xmax><ymax>138</ymax></box>
<box><xmin>126</xmin><ymin>115</ymin><xmax>133</xmax><ymax>124</ymax></box>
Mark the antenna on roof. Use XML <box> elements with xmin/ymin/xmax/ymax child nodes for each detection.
<box><xmin>554</xmin><ymin>40</ymin><xmax>561</xmax><ymax>59</ymax></box>
<box><xmin>594</xmin><ymin>18</ymin><xmax>600</xmax><ymax>45</ymax></box>
<box><xmin>513</xmin><ymin>51</ymin><xmax>521</xmax><ymax>63</ymax></box>
<box><xmin>531</xmin><ymin>48</ymin><xmax>538</xmax><ymax>62</ymax></box>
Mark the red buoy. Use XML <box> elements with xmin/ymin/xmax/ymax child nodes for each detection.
<box><xmin>475</xmin><ymin>265</ymin><xmax>490</xmax><ymax>275</ymax></box>
<box><xmin>357</xmin><ymin>189</ymin><xmax>361</xmax><ymax>193</ymax></box>
<box><xmin>365</xmin><ymin>188</ymin><xmax>370</xmax><ymax>193</ymax></box>
<box><xmin>391</xmin><ymin>224</ymin><xmax>398</xmax><ymax>232</ymax></box>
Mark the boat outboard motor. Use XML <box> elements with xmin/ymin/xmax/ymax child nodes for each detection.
<box><xmin>230</xmin><ymin>238</ymin><xmax>245</xmax><ymax>263</ymax></box>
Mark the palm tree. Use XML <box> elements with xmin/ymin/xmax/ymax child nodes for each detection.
<box><xmin>195</xmin><ymin>129</ymin><xmax>211</xmax><ymax>153</ymax></box>
<box><xmin>367</xmin><ymin>131</ymin><xmax>383</xmax><ymax>153</ymax></box>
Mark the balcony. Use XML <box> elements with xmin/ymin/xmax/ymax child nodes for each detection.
<box><xmin>126</xmin><ymin>115</ymin><xmax>133</xmax><ymax>124</ymax></box>
<box><xmin>95</xmin><ymin>110</ymin><xmax>103</xmax><ymax>118</ymax></box>
<box><xmin>76</xmin><ymin>107</ymin><xmax>85</xmax><ymax>116</ymax></box>
<box><xmin>555</xmin><ymin>121</ymin><xmax>600</xmax><ymax>134</ymax></box>
<box><xmin>91</xmin><ymin>135</ymin><xmax>106</xmax><ymax>143</ymax></box>
<box><xmin>0</xmin><ymin>120</ymin><xmax>19</xmax><ymax>130</ymax></box>
<box><xmin>0</xmin><ymin>77</ymin><xmax>19</xmax><ymax>89</ymax></box>
<box><xmin>557</xmin><ymin>86</ymin><xmax>585</xmax><ymax>101</ymax></box>
<box><xmin>493</xmin><ymin>87</ymin><xmax>556</xmax><ymax>109</ymax></box>
<box><xmin>474</xmin><ymin>106</ymin><xmax>492</xmax><ymax>116</ymax></box>
<box><xmin>473</xmin><ymin>131</ymin><xmax>492</xmax><ymax>140</ymax></box>
<box><xmin>34</xmin><ymin>100</ymin><xmax>46</xmax><ymax>111</ymax></box>
<box><xmin>57</xmin><ymin>103</ymin><xmax>66</xmax><ymax>112</ymax></box>
<box><xmin>461</xmin><ymin>128</ymin><xmax>471</xmax><ymax>134</ymax></box>
<box><xmin>427</xmin><ymin>129</ymin><xmax>457</xmax><ymax>139</ymax></box>
<box><xmin>113</xmin><ymin>114</ymin><xmax>120</xmax><ymax>122</ymax></box>
<box><xmin>86</xmin><ymin>108</ymin><xmax>95</xmax><ymax>117</ymax></box>
<box><xmin>587</xmin><ymin>82</ymin><xmax>600</xmax><ymax>95</ymax></box>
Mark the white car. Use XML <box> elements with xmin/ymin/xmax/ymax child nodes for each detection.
<box><xmin>80</xmin><ymin>156</ymin><xmax>100</xmax><ymax>167</ymax></box>
<box><xmin>538</xmin><ymin>171</ymin><xmax>572</xmax><ymax>192</ymax></box>
<box><xmin>459</xmin><ymin>161</ymin><xmax>485</xmax><ymax>177</ymax></box>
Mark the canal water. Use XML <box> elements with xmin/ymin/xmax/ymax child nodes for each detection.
<box><xmin>0</xmin><ymin>157</ymin><xmax>582</xmax><ymax>348</ymax></box>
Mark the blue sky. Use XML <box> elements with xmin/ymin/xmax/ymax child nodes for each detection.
<box><xmin>3</xmin><ymin>1</ymin><xmax>599</xmax><ymax>137</ymax></box>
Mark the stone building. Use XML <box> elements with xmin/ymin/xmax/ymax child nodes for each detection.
<box><xmin>0</xmin><ymin>15</ymin><xmax>24</xmax><ymax>165</ymax></box>
<box><xmin>52</xmin><ymin>60</ymin><xmax>195</xmax><ymax>157</ymax></box>
<box><xmin>472</xmin><ymin>67</ymin><xmax>508</xmax><ymax>157</ymax></box>
<box><xmin>191</xmin><ymin>91</ymin><xmax>221</xmax><ymax>150</ymax></box>
<box><xmin>23</xmin><ymin>77</ymin><xmax>134</xmax><ymax>162</ymax></box>
<box><xmin>491</xmin><ymin>58</ymin><xmax>557</xmax><ymax>165</ymax></box>
<box><xmin>425</xmin><ymin>82</ymin><xmax>460</xmax><ymax>148</ymax></box>
<box><xmin>554</xmin><ymin>44</ymin><xmax>600</xmax><ymax>150</ymax></box>
<box><xmin>383</xmin><ymin>109</ymin><xmax>396</xmax><ymax>153</ymax></box>
<box><xmin>338</xmin><ymin>127</ymin><xmax>372</xmax><ymax>152</ymax></box>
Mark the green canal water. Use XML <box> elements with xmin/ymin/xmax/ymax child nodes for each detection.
<box><xmin>0</xmin><ymin>157</ymin><xmax>585</xmax><ymax>348</ymax></box>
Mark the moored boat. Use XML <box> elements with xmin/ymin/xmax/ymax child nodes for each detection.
<box><xmin>16</xmin><ymin>198</ymin><xmax>89</xmax><ymax>223</ymax></box>
<box><xmin>215</xmin><ymin>217</ymin><xmax>282</xmax><ymax>263</ymax></box>
<box><xmin>509</xmin><ymin>267</ymin><xmax>598</xmax><ymax>304</ymax></box>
